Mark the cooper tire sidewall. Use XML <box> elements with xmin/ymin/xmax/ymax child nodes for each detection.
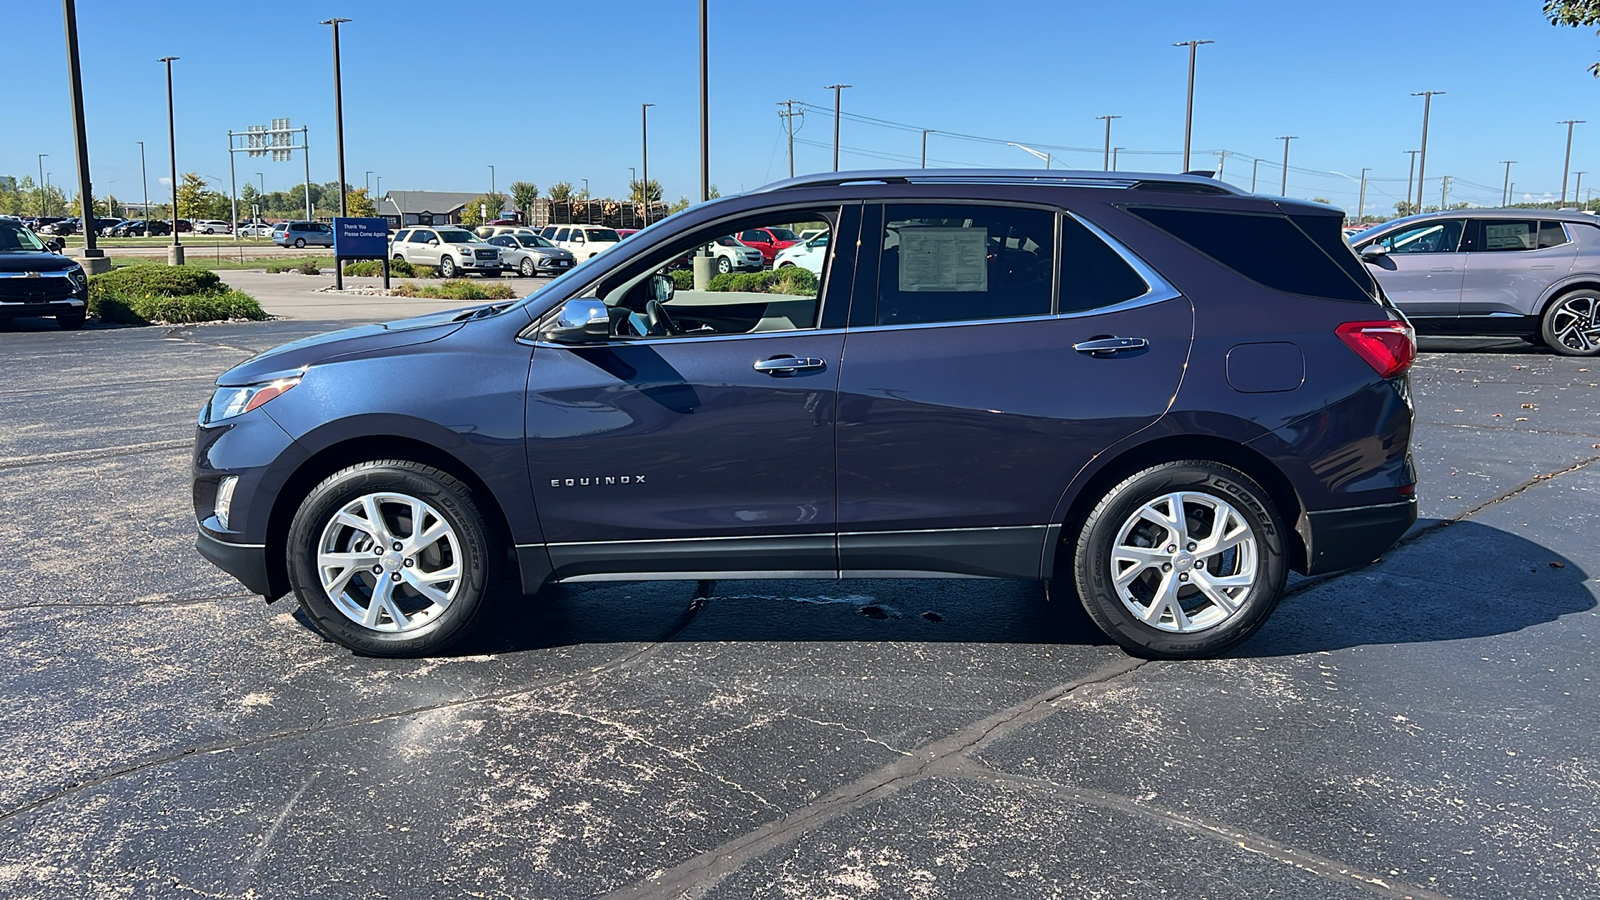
<box><xmin>1074</xmin><ymin>462</ymin><xmax>1287</xmax><ymax>659</ymax></box>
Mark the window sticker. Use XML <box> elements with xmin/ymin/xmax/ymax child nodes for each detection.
<box><xmin>897</xmin><ymin>227</ymin><xmax>988</xmax><ymax>293</ymax></box>
<box><xmin>1484</xmin><ymin>222</ymin><xmax>1533</xmax><ymax>250</ymax></box>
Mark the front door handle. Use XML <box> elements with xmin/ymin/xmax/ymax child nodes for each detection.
<box><xmin>1072</xmin><ymin>337</ymin><xmax>1149</xmax><ymax>358</ymax></box>
<box><xmin>753</xmin><ymin>356</ymin><xmax>827</xmax><ymax>375</ymax></box>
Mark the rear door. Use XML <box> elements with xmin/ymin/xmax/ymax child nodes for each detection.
<box><xmin>833</xmin><ymin>202</ymin><xmax>1192</xmax><ymax>579</ymax></box>
<box><xmin>1360</xmin><ymin>218</ymin><xmax>1466</xmax><ymax>319</ymax></box>
<box><xmin>1459</xmin><ymin>219</ymin><xmax>1577</xmax><ymax>317</ymax></box>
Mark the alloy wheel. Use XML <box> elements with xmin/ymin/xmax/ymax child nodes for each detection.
<box><xmin>315</xmin><ymin>491</ymin><xmax>462</xmax><ymax>633</ymax></box>
<box><xmin>1109</xmin><ymin>491</ymin><xmax>1258</xmax><ymax>633</ymax></box>
<box><xmin>1549</xmin><ymin>295</ymin><xmax>1600</xmax><ymax>353</ymax></box>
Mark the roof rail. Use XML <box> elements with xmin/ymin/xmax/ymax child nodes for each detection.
<box><xmin>750</xmin><ymin>168</ymin><xmax>1244</xmax><ymax>196</ymax></box>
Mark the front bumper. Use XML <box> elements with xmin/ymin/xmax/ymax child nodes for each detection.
<box><xmin>0</xmin><ymin>297</ymin><xmax>85</xmax><ymax>318</ymax></box>
<box><xmin>196</xmin><ymin>528</ymin><xmax>276</xmax><ymax>597</ymax></box>
<box><xmin>1300</xmin><ymin>498</ymin><xmax>1417</xmax><ymax>575</ymax></box>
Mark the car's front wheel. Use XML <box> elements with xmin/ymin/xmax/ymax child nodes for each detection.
<box><xmin>716</xmin><ymin>257</ymin><xmax>732</xmax><ymax>274</ymax></box>
<box><xmin>56</xmin><ymin>308</ymin><xmax>86</xmax><ymax>330</ymax></box>
<box><xmin>1541</xmin><ymin>289</ymin><xmax>1600</xmax><ymax>356</ymax></box>
<box><xmin>294</xmin><ymin>238</ymin><xmax>306</xmax><ymax>249</ymax></box>
<box><xmin>438</xmin><ymin>256</ymin><xmax>457</xmax><ymax>278</ymax></box>
<box><xmin>519</xmin><ymin>258</ymin><xmax>535</xmax><ymax>277</ymax></box>
<box><xmin>286</xmin><ymin>460</ymin><xmax>501</xmax><ymax>656</ymax></box>
<box><xmin>1069</xmin><ymin>461</ymin><xmax>1287</xmax><ymax>659</ymax></box>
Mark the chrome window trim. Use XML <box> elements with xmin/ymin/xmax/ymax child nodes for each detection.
<box><xmin>525</xmin><ymin>325</ymin><xmax>846</xmax><ymax>350</ymax></box>
<box><xmin>843</xmin><ymin>291</ymin><xmax>1181</xmax><ymax>335</ymax></box>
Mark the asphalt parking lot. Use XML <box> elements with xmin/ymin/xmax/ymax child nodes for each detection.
<box><xmin>0</xmin><ymin>307</ymin><xmax>1597</xmax><ymax>898</ymax></box>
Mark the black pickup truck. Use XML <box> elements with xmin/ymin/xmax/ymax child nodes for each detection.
<box><xmin>0</xmin><ymin>221</ymin><xmax>89</xmax><ymax>330</ymax></box>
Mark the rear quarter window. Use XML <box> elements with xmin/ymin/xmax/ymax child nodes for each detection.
<box><xmin>1128</xmin><ymin>206</ymin><xmax>1376</xmax><ymax>304</ymax></box>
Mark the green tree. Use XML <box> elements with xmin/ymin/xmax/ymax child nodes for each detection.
<box><xmin>175</xmin><ymin>173</ymin><xmax>228</xmax><ymax>220</ymax></box>
<box><xmin>668</xmin><ymin>195</ymin><xmax>692</xmax><ymax>214</ymax></box>
<box><xmin>509</xmin><ymin>180</ymin><xmax>539</xmax><ymax>214</ymax></box>
<box><xmin>345</xmin><ymin>187</ymin><xmax>377</xmax><ymax>218</ymax></box>
<box><xmin>707</xmin><ymin>184</ymin><xmax>721</xmax><ymax>200</ymax></box>
<box><xmin>459</xmin><ymin>193</ymin><xmax>507</xmax><ymax>226</ymax></box>
<box><xmin>1311</xmin><ymin>196</ymin><xmax>1332</xmax><ymax>205</ymax></box>
<box><xmin>1546</xmin><ymin>0</ymin><xmax>1600</xmax><ymax>73</ymax></box>
<box><xmin>548</xmin><ymin>181</ymin><xmax>574</xmax><ymax>203</ymax></box>
<box><xmin>1394</xmin><ymin>200</ymin><xmax>1418</xmax><ymax>217</ymax></box>
<box><xmin>628</xmin><ymin>178</ymin><xmax>663</xmax><ymax>206</ymax></box>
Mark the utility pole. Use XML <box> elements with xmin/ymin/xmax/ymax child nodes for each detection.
<box><xmin>1576</xmin><ymin>171</ymin><xmax>1588</xmax><ymax>209</ymax></box>
<box><xmin>826</xmin><ymin>83</ymin><xmax>851</xmax><ymax>172</ymax></box>
<box><xmin>1412</xmin><ymin>91</ymin><xmax>1443</xmax><ymax>215</ymax></box>
<box><xmin>320</xmin><ymin>17</ymin><xmax>351</xmax><ymax>219</ymax></box>
<box><xmin>1250</xmin><ymin>157</ymin><xmax>1259</xmax><ymax>193</ymax></box>
<box><xmin>778</xmin><ymin>100</ymin><xmax>801</xmax><ymax>177</ymax></box>
<box><xmin>37</xmin><ymin>154</ymin><xmax>47</xmax><ymax>217</ymax></box>
<box><xmin>1278</xmin><ymin>136</ymin><xmax>1297</xmax><ymax>195</ymax></box>
<box><xmin>1096</xmin><ymin>115</ymin><xmax>1120</xmax><ymax>171</ymax></box>
<box><xmin>1357</xmin><ymin>167</ymin><xmax>1369</xmax><ymax>223</ymax></box>
<box><xmin>159</xmin><ymin>56</ymin><xmax>181</xmax><ymax>264</ymax></box>
<box><xmin>1215</xmin><ymin>149</ymin><xmax>1232</xmax><ymax>180</ymax></box>
<box><xmin>1499</xmin><ymin>160</ymin><xmax>1515</xmax><ymax>206</ymax></box>
<box><xmin>1112</xmin><ymin>147</ymin><xmax>1123</xmax><ymax>171</ymax></box>
<box><xmin>138</xmin><ymin>142</ymin><xmax>148</xmax><ymax>218</ymax></box>
<box><xmin>1440</xmin><ymin>175</ymin><xmax>1452</xmax><ymax>210</ymax></box>
<box><xmin>1559</xmin><ymin>119</ymin><xmax>1585</xmax><ymax>204</ymax></box>
<box><xmin>1404</xmin><ymin>150</ymin><xmax>1420</xmax><ymax>214</ymax></box>
<box><xmin>921</xmin><ymin>128</ymin><xmax>932</xmax><ymax>168</ymax></box>
<box><xmin>1173</xmin><ymin>39</ymin><xmax>1213</xmax><ymax>172</ymax></box>
<box><xmin>641</xmin><ymin>102</ymin><xmax>655</xmax><ymax>224</ymax></box>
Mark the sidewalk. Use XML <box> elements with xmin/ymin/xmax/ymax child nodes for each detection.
<box><xmin>216</xmin><ymin>269</ymin><xmax>544</xmax><ymax>323</ymax></box>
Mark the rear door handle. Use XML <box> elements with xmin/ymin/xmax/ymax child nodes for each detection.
<box><xmin>1072</xmin><ymin>337</ymin><xmax>1149</xmax><ymax>357</ymax></box>
<box><xmin>753</xmin><ymin>356</ymin><xmax>826</xmax><ymax>375</ymax></box>
<box><xmin>1429</xmin><ymin>266</ymin><xmax>1455</xmax><ymax>272</ymax></box>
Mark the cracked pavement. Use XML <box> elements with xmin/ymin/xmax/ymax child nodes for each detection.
<box><xmin>0</xmin><ymin>319</ymin><xmax>1596</xmax><ymax>899</ymax></box>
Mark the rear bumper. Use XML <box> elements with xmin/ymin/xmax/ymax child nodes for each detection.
<box><xmin>196</xmin><ymin>529</ymin><xmax>277</xmax><ymax>598</ymax></box>
<box><xmin>1300</xmin><ymin>498</ymin><xmax>1416</xmax><ymax>575</ymax></box>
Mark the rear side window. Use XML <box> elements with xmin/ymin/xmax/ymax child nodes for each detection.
<box><xmin>1059</xmin><ymin>215</ymin><xmax>1149</xmax><ymax>314</ymax></box>
<box><xmin>875</xmin><ymin>204</ymin><xmax>1054</xmax><ymax>326</ymax></box>
<box><xmin>1538</xmin><ymin>222</ymin><xmax>1570</xmax><ymax>248</ymax></box>
<box><xmin>1467</xmin><ymin>219</ymin><xmax>1538</xmax><ymax>252</ymax></box>
<box><xmin>1130</xmin><ymin>207</ymin><xmax>1373</xmax><ymax>303</ymax></box>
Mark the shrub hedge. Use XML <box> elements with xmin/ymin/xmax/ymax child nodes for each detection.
<box><xmin>342</xmin><ymin>258</ymin><xmax>417</xmax><ymax>277</ymax></box>
<box><xmin>390</xmin><ymin>279</ymin><xmax>516</xmax><ymax>301</ymax></box>
<box><xmin>87</xmin><ymin>265</ymin><xmax>266</xmax><ymax>325</ymax></box>
<box><xmin>704</xmin><ymin>267</ymin><xmax>817</xmax><ymax>296</ymax></box>
<box><xmin>669</xmin><ymin>269</ymin><xmax>695</xmax><ymax>290</ymax></box>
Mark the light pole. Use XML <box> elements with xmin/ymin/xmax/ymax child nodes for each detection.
<box><xmin>159</xmin><ymin>56</ymin><xmax>181</xmax><ymax>263</ymax></box>
<box><xmin>1412</xmin><ymin>91</ymin><xmax>1443</xmax><ymax>215</ymax></box>
<box><xmin>364</xmin><ymin>170</ymin><xmax>372</xmax><ymax>194</ymax></box>
<box><xmin>1251</xmin><ymin>158</ymin><xmax>1259</xmax><ymax>192</ymax></box>
<box><xmin>698</xmin><ymin>0</ymin><xmax>709</xmax><ymax>202</ymax></box>
<box><xmin>641</xmin><ymin>102</ymin><xmax>655</xmax><ymax>224</ymax></box>
<box><xmin>1404</xmin><ymin>150</ymin><xmax>1419</xmax><ymax>214</ymax></box>
<box><xmin>1277</xmin><ymin>136</ymin><xmax>1297</xmax><ymax>195</ymax></box>
<box><xmin>826</xmin><ymin>84</ymin><xmax>852</xmax><ymax>172</ymax></box>
<box><xmin>1499</xmin><ymin>160</ymin><xmax>1515</xmax><ymax>206</ymax></box>
<box><xmin>1007</xmin><ymin>142</ymin><xmax>1051</xmax><ymax>168</ymax></box>
<box><xmin>488</xmin><ymin>164</ymin><xmax>495</xmax><ymax>198</ymax></box>
<box><xmin>62</xmin><ymin>0</ymin><xmax>105</xmax><ymax>264</ymax></box>
<box><xmin>1559</xmin><ymin>119</ymin><xmax>1585</xmax><ymax>204</ymax></box>
<box><xmin>374</xmin><ymin>175</ymin><xmax>380</xmax><ymax>202</ymax></box>
<box><xmin>1173</xmin><ymin>39</ymin><xmax>1213</xmax><ymax>172</ymax></box>
<box><xmin>1097</xmin><ymin>115</ymin><xmax>1120</xmax><ymax>171</ymax></box>
<box><xmin>320</xmin><ymin>17</ymin><xmax>351</xmax><ymax>219</ymax></box>
<box><xmin>1357</xmin><ymin>166</ymin><xmax>1368</xmax><ymax>222</ymax></box>
<box><xmin>921</xmin><ymin>129</ymin><xmax>933</xmax><ymax>168</ymax></box>
<box><xmin>138</xmin><ymin>142</ymin><xmax>148</xmax><ymax>219</ymax></box>
<box><xmin>37</xmin><ymin>154</ymin><xmax>47</xmax><ymax>217</ymax></box>
<box><xmin>1112</xmin><ymin>147</ymin><xmax>1124</xmax><ymax>171</ymax></box>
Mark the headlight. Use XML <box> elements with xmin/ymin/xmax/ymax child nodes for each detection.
<box><xmin>65</xmin><ymin>266</ymin><xmax>87</xmax><ymax>289</ymax></box>
<box><xmin>202</xmin><ymin>376</ymin><xmax>300</xmax><ymax>424</ymax></box>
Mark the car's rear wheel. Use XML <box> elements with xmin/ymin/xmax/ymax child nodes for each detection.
<box><xmin>519</xmin><ymin>258</ymin><xmax>535</xmax><ymax>277</ymax></box>
<box><xmin>1541</xmin><ymin>289</ymin><xmax>1600</xmax><ymax>356</ymax></box>
<box><xmin>286</xmin><ymin>460</ymin><xmax>501</xmax><ymax>657</ymax></box>
<box><xmin>1069</xmin><ymin>460</ymin><xmax>1287</xmax><ymax>659</ymax></box>
<box><xmin>56</xmin><ymin>308</ymin><xmax>86</xmax><ymax>330</ymax></box>
<box><xmin>393</xmin><ymin>254</ymin><xmax>405</xmax><ymax>263</ymax></box>
<box><xmin>439</xmin><ymin>256</ymin><xmax>457</xmax><ymax>278</ymax></box>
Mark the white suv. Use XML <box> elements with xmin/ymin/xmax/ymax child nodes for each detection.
<box><xmin>389</xmin><ymin>227</ymin><xmax>503</xmax><ymax>278</ymax></box>
<box><xmin>538</xmin><ymin>224</ymin><xmax>621</xmax><ymax>262</ymax></box>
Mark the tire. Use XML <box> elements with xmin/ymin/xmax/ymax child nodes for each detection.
<box><xmin>1540</xmin><ymin>289</ymin><xmax>1600</xmax><ymax>356</ymax></box>
<box><xmin>716</xmin><ymin>256</ymin><xmax>732</xmax><ymax>274</ymax></box>
<box><xmin>519</xmin><ymin>258</ymin><xmax>535</xmax><ymax>277</ymax></box>
<box><xmin>778</xmin><ymin>261</ymin><xmax>794</xmax><ymax>268</ymax></box>
<box><xmin>439</xmin><ymin>256</ymin><xmax>457</xmax><ymax>278</ymax></box>
<box><xmin>1069</xmin><ymin>460</ymin><xmax>1288</xmax><ymax>660</ymax></box>
<box><xmin>286</xmin><ymin>460</ymin><xmax>502</xmax><ymax>657</ymax></box>
<box><xmin>56</xmin><ymin>308</ymin><xmax>86</xmax><ymax>330</ymax></box>
<box><xmin>393</xmin><ymin>254</ymin><xmax>405</xmax><ymax>263</ymax></box>
<box><xmin>294</xmin><ymin>238</ymin><xmax>306</xmax><ymax>249</ymax></box>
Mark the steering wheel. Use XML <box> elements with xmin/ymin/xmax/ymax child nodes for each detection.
<box><xmin>645</xmin><ymin>300</ymin><xmax>682</xmax><ymax>337</ymax></box>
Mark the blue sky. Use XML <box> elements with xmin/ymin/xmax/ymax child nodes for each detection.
<box><xmin>5</xmin><ymin>0</ymin><xmax>1600</xmax><ymax>215</ymax></box>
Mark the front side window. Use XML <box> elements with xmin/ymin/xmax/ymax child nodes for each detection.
<box><xmin>412</xmin><ymin>230</ymin><xmax>437</xmax><ymax>243</ymax></box>
<box><xmin>874</xmin><ymin>204</ymin><xmax>1054</xmax><ymax>326</ymax></box>
<box><xmin>553</xmin><ymin>227</ymin><xmax>570</xmax><ymax>241</ymax></box>
<box><xmin>739</xmin><ymin>229</ymin><xmax>769</xmax><ymax>243</ymax></box>
<box><xmin>1378</xmin><ymin>219</ymin><xmax>1465</xmax><ymax>254</ymax></box>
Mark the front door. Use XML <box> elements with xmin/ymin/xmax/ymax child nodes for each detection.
<box><xmin>834</xmin><ymin>203</ymin><xmax>1192</xmax><ymax>579</ymax></box>
<box><xmin>525</xmin><ymin>205</ymin><xmax>856</xmax><ymax>580</ymax></box>
<box><xmin>1361</xmin><ymin>218</ymin><xmax>1467</xmax><ymax>319</ymax></box>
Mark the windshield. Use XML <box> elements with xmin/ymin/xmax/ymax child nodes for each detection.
<box><xmin>585</xmin><ymin>228</ymin><xmax>621</xmax><ymax>242</ymax></box>
<box><xmin>0</xmin><ymin>224</ymin><xmax>46</xmax><ymax>252</ymax></box>
<box><xmin>439</xmin><ymin>230</ymin><xmax>476</xmax><ymax>243</ymax></box>
<box><xmin>517</xmin><ymin>235</ymin><xmax>555</xmax><ymax>248</ymax></box>
<box><xmin>714</xmin><ymin>235</ymin><xmax>739</xmax><ymax>247</ymax></box>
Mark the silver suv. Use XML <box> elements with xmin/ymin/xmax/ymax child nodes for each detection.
<box><xmin>389</xmin><ymin>227</ymin><xmax>502</xmax><ymax>278</ymax></box>
<box><xmin>1353</xmin><ymin>209</ymin><xmax>1600</xmax><ymax>355</ymax></box>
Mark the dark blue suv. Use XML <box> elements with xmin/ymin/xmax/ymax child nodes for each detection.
<box><xmin>193</xmin><ymin>170</ymin><xmax>1417</xmax><ymax>659</ymax></box>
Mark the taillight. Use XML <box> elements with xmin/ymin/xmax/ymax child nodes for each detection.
<box><xmin>1336</xmin><ymin>320</ymin><xmax>1416</xmax><ymax>379</ymax></box>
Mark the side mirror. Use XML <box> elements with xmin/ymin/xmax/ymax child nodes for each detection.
<box><xmin>427</xmin><ymin>238</ymin><xmax>438</xmax><ymax>246</ymax></box>
<box><xmin>1359</xmin><ymin>244</ymin><xmax>1388</xmax><ymax>262</ymax></box>
<box><xmin>648</xmin><ymin>272</ymin><xmax>676</xmax><ymax>304</ymax></box>
<box><xmin>544</xmin><ymin>298</ymin><xmax>610</xmax><ymax>344</ymax></box>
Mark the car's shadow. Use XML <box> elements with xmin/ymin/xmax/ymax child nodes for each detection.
<box><xmin>1416</xmin><ymin>335</ymin><xmax>1544</xmax><ymax>355</ymax></box>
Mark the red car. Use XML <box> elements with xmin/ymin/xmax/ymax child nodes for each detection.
<box><xmin>735</xmin><ymin>226</ymin><xmax>800</xmax><ymax>266</ymax></box>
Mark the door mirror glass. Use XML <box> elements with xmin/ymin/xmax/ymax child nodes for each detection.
<box><xmin>545</xmin><ymin>299</ymin><xmax>610</xmax><ymax>343</ymax></box>
<box><xmin>1359</xmin><ymin>243</ymin><xmax>1388</xmax><ymax>261</ymax></box>
<box><xmin>649</xmin><ymin>272</ymin><xmax>674</xmax><ymax>304</ymax></box>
